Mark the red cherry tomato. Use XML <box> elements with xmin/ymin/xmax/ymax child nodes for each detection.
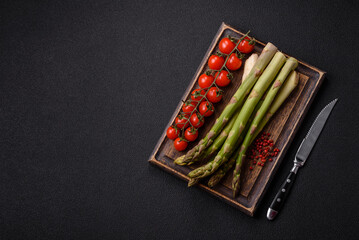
<box><xmin>174</xmin><ymin>138</ymin><xmax>188</xmax><ymax>151</ymax></box>
<box><xmin>175</xmin><ymin>115</ymin><xmax>189</xmax><ymax>129</ymax></box>
<box><xmin>226</xmin><ymin>53</ymin><xmax>242</xmax><ymax>71</ymax></box>
<box><xmin>208</xmin><ymin>54</ymin><xmax>225</xmax><ymax>70</ymax></box>
<box><xmin>219</xmin><ymin>37</ymin><xmax>236</xmax><ymax>54</ymax></box>
<box><xmin>198</xmin><ymin>73</ymin><xmax>214</xmax><ymax>89</ymax></box>
<box><xmin>166</xmin><ymin>126</ymin><xmax>179</xmax><ymax>140</ymax></box>
<box><xmin>190</xmin><ymin>113</ymin><xmax>204</xmax><ymax>128</ymax></box>
<box><xmin>199</xmin><ymin>101</ymin><xmax>214</xmax><ymax>117</ymax></box>
<box><xmin>237</xmin><ymin>36</ymin><xmax>255</xmax><ymax>54</ymax></box>
<box><xmin>191</xmin><ymin>88</ymin><xmax>205</xmax><ymax>102</ymax></box>
<box><xmin>206</xmin><ymin>87</ymin><xmax>223</xmax><ymax>103</ymax></box>
<box><xmin>181</xmin><ymin>101</ymin><xmax>196</xmax><ymax>116</ymax></box>
<box><xmin>184</xmin><ymin>127</ymin><xmax>199</xmax><ymax>142</ymax></box>
<box><xmin>214</xmin><ymin>70</ymin><xmax>231</xmax><ymax>87</ymax></box>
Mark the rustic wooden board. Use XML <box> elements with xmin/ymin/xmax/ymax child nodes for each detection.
<box><xmin>148</xmin><ymin>23</ymin><xmax>325</xmax><ymax>216</ymax></box>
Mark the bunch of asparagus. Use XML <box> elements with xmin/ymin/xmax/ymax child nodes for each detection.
<box><xmin>174</xmin><ymin>42</ymin><xmax>299</xmax><ymax>197</ymax></box>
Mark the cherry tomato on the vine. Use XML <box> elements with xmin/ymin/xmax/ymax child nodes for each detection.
<box><xmin>199</xmin><ymin>101</ymin><xmax>214</xmax><ymax>117</ymax></box>
<box><xmin>206</xmin><ymin>87</ymin><xmax>223</xmax><ymax>103</ymax></box>
<box><xmin>184</xmin><ymin>127</ymin><xmax>199</xmax><ymax>142</ymax></box>
<box><xmin>214</xmin><ymin>70</ymin><xmax>231</xmax><ymax>87</ymax></box>
<box><xmin>219</xmin><ymin>37</ymin><xmax>236</xmax><ymax>54</ymax></box>
<box><xmin>191</xmin><ymin>88</ymin><xmax>205</xmax><ymax>103</ymax></box>
<box><xmin>226</xmin><ymin>53</ymin><xmax>242</xmax><ymax>71</ymax></box>
<box><xmin>190</xmin><ymin>112</ymin><xmax>204</xmax><ymax>128</ymax></box>
<box><xmin>174</xmin><ymin>138</ymin><xmax>188</xmax><ymax>151</ymax></box>
<box><xmin>237</xmin><ymin>36</ymin><xmax>255</xmax><ymax>54</ymax></box>
<box><xmin>182</xmin><ymin>100</ymin><xmax>196</xmax><ymax>116</ymax></box>
<box><xmin>166</xmin><ymin>126</ymin><xmax>179</xmax><ymax>140</ymax></box>
<box><xmin>175</xmin><ymin>115</ymin><xmax>189</xmax><ymax>129</ymax></box>
<box><xmin>208</xmin><ymin>54</ymin><xmax>225</xmax><ymax>70</ymax></box>
<box><xmin>198</xmin><ymin>73</ymin><xmax>214</xmax><ymax>89</ymax></box>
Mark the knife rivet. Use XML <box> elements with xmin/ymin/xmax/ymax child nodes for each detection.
<box><xmin>287</xmin><ymin>179</ymin><xmax>291</xmax><ymax>183</ymax></box>
<box><xmin>277</xmin><ymin>198</ymin><xmax>281</xmax><ymax>202</ymax></box>
<box><xmin>282</xmin><ymin>189</ymin><xmax>286</xmax><ymax>192</ymax></box>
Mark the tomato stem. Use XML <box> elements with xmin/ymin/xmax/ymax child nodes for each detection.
<box><xmin>248</xmin><ymin>37</ymin><xmax>256</xmax><ymax>45</ymax></box>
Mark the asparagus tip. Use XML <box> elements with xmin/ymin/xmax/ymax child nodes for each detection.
<box><xmin>207</xmin><ymin>180</ymin><xmax>215</xmax><ymax>188</ymax></box>
<box><xmin>173</xmin><ymin>155</ymin><xmax>185</xmax><ymax>165</ymax></box>
<box><xmin>188</xmin><ymin>178</ymin><xmax>199</xmax><ymax>187</ymax></box>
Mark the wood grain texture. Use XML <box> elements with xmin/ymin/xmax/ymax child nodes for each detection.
<box><xmin>148</xmin><ymin>23</ymin><xmax>325</xmax><ymax>216</ymax></box>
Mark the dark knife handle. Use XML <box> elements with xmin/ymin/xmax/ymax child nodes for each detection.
<box><xmin>267</xmin><ymin>171</ymin><xmax>297</xmax><ymax>220</ymax></box>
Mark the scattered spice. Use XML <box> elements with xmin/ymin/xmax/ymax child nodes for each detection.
<box><xmin>247</xmin><ymin>132</ymin><xmax>280</xmax><ymax>170</ymax></box>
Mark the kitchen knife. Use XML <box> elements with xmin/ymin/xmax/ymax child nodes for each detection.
<box><xmin>267</xmin><ymin>99</ymin><xmax>338</xmax><ymax>220</ymax></box>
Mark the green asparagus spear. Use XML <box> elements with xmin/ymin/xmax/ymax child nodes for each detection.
<box><xmin>180</xmin><ymin>43</ymin><xmax>278</xmax><ymax>165</ymax></box>
<box><xmin>232</xmin><ymin>64</ymin><xmax>299</xmax><ymax>197</ymax></box>
<box><xmin>258</xmin><ymin>70</ymin><xmax>299</xmax><ymax>131</ymax></box>
<box><xmin>188</xmin><ymin>52</ymin><xmax>287</xmax><ymax>179</ymax></box>
<box><xmin>207</xmin><ymin>99</ymin><xmax>264</xmax><ymax>187</ymax></box>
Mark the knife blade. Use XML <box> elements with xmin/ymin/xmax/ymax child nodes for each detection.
<box><xmin>267</xmin><ymin>99</ymin><xmax>338</xmax><ymax>220</ymax></box>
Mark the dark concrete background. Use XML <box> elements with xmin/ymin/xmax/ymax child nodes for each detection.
<box><xmin>1</xmin><ymin>0</ymin><xmax>358</xmax><ymax>239</ymax></box>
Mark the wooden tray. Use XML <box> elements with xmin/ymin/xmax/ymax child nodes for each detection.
<box><xmin>148</xmin><ymin>23</ymin><xmax>325</xmax><ymax>216</ymax></box>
